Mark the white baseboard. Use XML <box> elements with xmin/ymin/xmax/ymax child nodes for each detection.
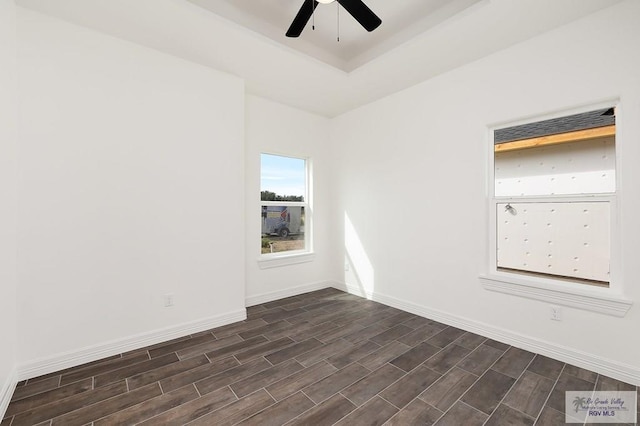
<box><xmin>333</xmin><ymin>282</ymin><xmax>640</xmax><ymax>386</ymax></box>
<box><xmin>0</xmin><ymin>367</ymin><xmax>17</xmax><ymax>421</ymax></box>
<box><xmin>245</xmin><ymin>281</ymin><xmax>333</xmax><ymax>307</ymax></box>
<box><xmin>17</xmin><ymin>309</ymin><xmax>246</xmax><ymax>381</ymax></box>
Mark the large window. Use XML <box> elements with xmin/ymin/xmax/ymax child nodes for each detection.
<box><xmin>492</xmin><ymin>107</ymin><xmax>616</xmax><ymax>287</ymax></box>
<box><xmin>483</xmin><ymin>105</ymin><xmax>632</xmax><ymax>317</ymax></box>
<box><xmin>260</xmin><ymin>153</ymin><xmax>310</xmax><ymax>256</ymax></box>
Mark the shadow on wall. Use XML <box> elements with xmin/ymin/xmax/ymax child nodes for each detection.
<box><xmin>344</xmin><ymin>212</ymin><xmax>375</xmax><ymax>299</ymax></box>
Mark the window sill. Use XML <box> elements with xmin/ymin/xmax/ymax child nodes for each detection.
<box><xmin>479</xmin><ymin>272</ymin><xmax>632</xmax><ymax>317</ymax></box>
<box><xmin>258</xmin><ymin>251</ymin><xmax>315</xmax><ymax>269</ymax></box>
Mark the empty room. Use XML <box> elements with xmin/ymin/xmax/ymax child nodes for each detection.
<box><xmin>1</xmin><ymin>0</ymin><xmax>639</xmax><ymax>424</ymax></box>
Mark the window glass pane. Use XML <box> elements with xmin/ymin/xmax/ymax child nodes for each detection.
<box><xmin>497</xmin><ymin>201</ymin><xmax>610</xmax><ymax>284</ymax></box>
<box><xmin>260</xmin><ymin>153</ymin><xmax>308</xmax><ymax>255</ymax></box>
<box><xmin>494</xmin><ymin>108</ymin><xmax>616</xmax><ymax>197</ymax></box>
<box><xmin>495</xmin><ymin>137</ymin><xmax>615</xmax><ymax>197</ymax></box>
<box><xmin>261</xmin><ymin>206</ymin><xmax>305</xmax><ymax>254</ymax></box>
<box><xmin>261</xmin><ymin>154</ymin><xmax>306</xmax><ymax>201</ymax></box>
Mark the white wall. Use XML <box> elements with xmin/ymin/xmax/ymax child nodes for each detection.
<box><xmin>332</xmin><ymin>0</ymin><xmax>640</xmax><ymax>377</ymax></box>
<box><xmin>16</xmin><ymin>8</ymin><xmax>246</xmax><ymax>371</ymax></box>
<box><xmin>0</xmin><ymin>0</ymin><xmax>19</xmax><ymax>413</ymax></box>
<box><xmin>245</xmin><ymin>95</ymin><xmax>339</xmax><ymax>304</ymax></box>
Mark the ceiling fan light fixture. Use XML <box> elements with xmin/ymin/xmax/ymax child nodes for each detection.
<box><xmin>317</xmin><ymin>0</ymin><xmax>335</xmax><ymax>4</ymax></box>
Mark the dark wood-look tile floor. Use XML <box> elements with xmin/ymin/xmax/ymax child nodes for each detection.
<box><xmin>3</xmin><ymin>288</ymin><xmax>638</xmax><ymax>425</ymax></box>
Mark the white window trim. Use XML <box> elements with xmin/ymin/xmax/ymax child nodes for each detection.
<box><xmin>258</xmin><ymin>251</ymin><xmax>316</xmax><ymax>269</ymax></box>
<box><xmin>258</xmin><ymin>154</ymin><xmax>314</xmax><ymax>268</ymax></box>
<box><xmin>481</xmin><ymin>102</ymin><xmax>632</xmax><ymax>317</ymax></box>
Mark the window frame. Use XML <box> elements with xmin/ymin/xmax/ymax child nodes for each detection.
<box><xmin>480</xmin><ymin>102</ymin><xmax>632</xmax><ymax>317</ymax></box>
<box><xmin>257</xmin><ymin>152</ymin><xmax>314</xmax><ymax>269</ymax></box>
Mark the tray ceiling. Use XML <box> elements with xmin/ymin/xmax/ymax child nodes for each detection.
<box><xmin>186</xmin><ymin>0</ymin><xmax>485</xmax><ymax>71</ymax></box>
<box><xmin>15</xmin><ymin>0</ymin><xmax>624</xmax><ymax>117</ymax></box>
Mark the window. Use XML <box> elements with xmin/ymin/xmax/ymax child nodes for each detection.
<box><xmin>260</xmin><ymin>153</ymin><xmax>310</xmax><ymax>258</ymax></box>
<box><xmin>482</xmin><ymin>105</ymin><xmax>631</xmax><ymax>317</ymax></box>
<box><xmin>492</xmin><ymin>107</ymin><xmax>616</xmax><ymax>287</ymax></box>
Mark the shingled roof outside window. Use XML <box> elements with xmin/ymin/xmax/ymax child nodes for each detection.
<box><xmin>494</xmin><ymin>108</ymin><xmax>615</xmax><ymax>144</ymax></box>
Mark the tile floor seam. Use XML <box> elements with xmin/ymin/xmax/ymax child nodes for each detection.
<box><xmin>388</xmin><ymin>392</ymin><xmax>418</xmax><ymax>412</ymax></box>
<box><xmin>435</xmin><ymin>339</ymin><xmax>513</xmax><ymax>421</ymax></box>
<box><xmin>288</xmin><ymin>392</ymin><xmax>354</xmax><ymax>426</ymax></box>
<box><xmin>234</xmin><ymin>361</ymin><xmax>306</xmax><ymax>396</ymax></box>
<box><xmin>296</xmin><ymin>389</ymin><xmax>317</xmax><ymax>419</ymax></box>
<box><xmin>533</xmin><ymin>362</ymin><xmax>567</xmax><ymax>425</ymax></box>
<box><xmin>264</xmin><ymin>359</ymin><xmax>330</xmax><ymax>401</ymax></box>
<box><xmin>422</xmin><ymin>351</ymin><xmax>468</xmax><ymax>379</ymax></box>
<box><xmin>263</xmin><ymin>356</ymin><xmax>275</xmax><ymax>367</ymax></box>
<box><xmin>379</xmin><ymin>361</ymin><xmax>438</xmax><ymax>406</ymax></box>
<box><xmin>328</xmin><ymin>406</ymin><xmax>355</xmax><ymax>426</ymax></box>
<box><xmin>228</xmin><ymin>385</ymin><xmax>241</xmax><ymax>401</ymax></box>
<box><xmin>188</xmin><ymin>383</ymin><xmax>200</xmax><ymax>398</ymax></box>
<box><xmin>581</xmin><ymin>374</ymin><xmax>599</xmax><ymax>426</ymax></box>
<box><xmin>297</xmin><ymin>364</ymin><xmax>372</xmax><ymax>406</ymax></box>
<box><xmin>430</xmin><ymin>405</ymin><xmax>447</xmax><ymax>425</ymax></box>
<box><xmin>542</xmin><ymin>404</ymin><xmax>569</xmax><ymax>424</ymax></box>
<box><xmin>501</xmin><ymin>382</ymin><xmax>549</xmax><ymax>421</ymax></box>
<box><xmin>45</xmin><ymin>385</ymin><xmax>128</xmax><ymax>426</ymax></box>
<box><xmin>338</xmin><ymin>391</ymin><xmax>362</xmax><ymax>409</ymax></box>
<box><xmin>593</xmin><ymin>373</ymin><xmax>601</xmax><ymax>390</ymax></box>
<box><xmin>187</xmin><ymin>390</ymin><xmax>238</xmax><ymax>426</ymax></box>
<box><xmin>92</xmin><ymin>408</ymin><xmax>115</xmax><ymax>425</ymax></box>
<box><xmin>378</xmin><ymin>393</ymin><xmax>404</xmax><ymax>411</ymax></box>
<box><xmin>482</xmin><ymin>348</ymin><xmax>539</xmax><ymax>423</ymax></box>
<box><xmin>262</xmin><ymin>387</ymin><xmax>279</xmax><ymax>405</ymax></box>
<box><xmin>461</xmin><ymin>399</ymin><xmax>491</xmax><ymax>417</ymax></box>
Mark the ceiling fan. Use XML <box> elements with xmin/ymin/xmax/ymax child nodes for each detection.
<box><xmin>286</xmin><ymin>0</ymin><xmax>382</xmax><ymax>38</ymax></box>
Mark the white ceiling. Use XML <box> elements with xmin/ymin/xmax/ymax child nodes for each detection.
<box><xmin>186</xmin><ymin>0</ymin><xmax>485</xmax><ymax>72</ymax></box>
<box><xmin>16</xmin><ymin>0</ymin><xmax>622</xmax><ymax>117</ymax></box>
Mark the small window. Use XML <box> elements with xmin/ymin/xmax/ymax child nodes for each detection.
<box><xmin>493</xmin><ymin>107</ymin><xmax>616</xmax><ymax>287</ymax></box>
<box><xmin>260</xmin><ymin>153</ymin><xmax>309</xmax><ymax>256</ymax></box>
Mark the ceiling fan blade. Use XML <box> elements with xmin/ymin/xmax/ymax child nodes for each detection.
<box><xmin>286</xmin><ymin>0</ymin><xmax>319</xmax><ymax>38</ymax></box>
<box><xmin>339</xmin><ymin>0</ymin><xmax>381</xmax><ymax>32</ymax></box>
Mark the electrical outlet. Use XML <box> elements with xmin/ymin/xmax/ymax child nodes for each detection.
<box><xmin>550</xmin><ymin>306</ymin><xmax>562</xmax><ymax>321</ymax></box>
<box><xmin>164</xmin><ymin>294</ymin><xmax>174</xmax><ymax>307</ymax></box>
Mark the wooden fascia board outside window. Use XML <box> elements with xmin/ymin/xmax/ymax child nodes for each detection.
<box><xmin>494</xmin><ymin>125</ymin><xmax>616</xmax><ymax>153</ymax></box>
